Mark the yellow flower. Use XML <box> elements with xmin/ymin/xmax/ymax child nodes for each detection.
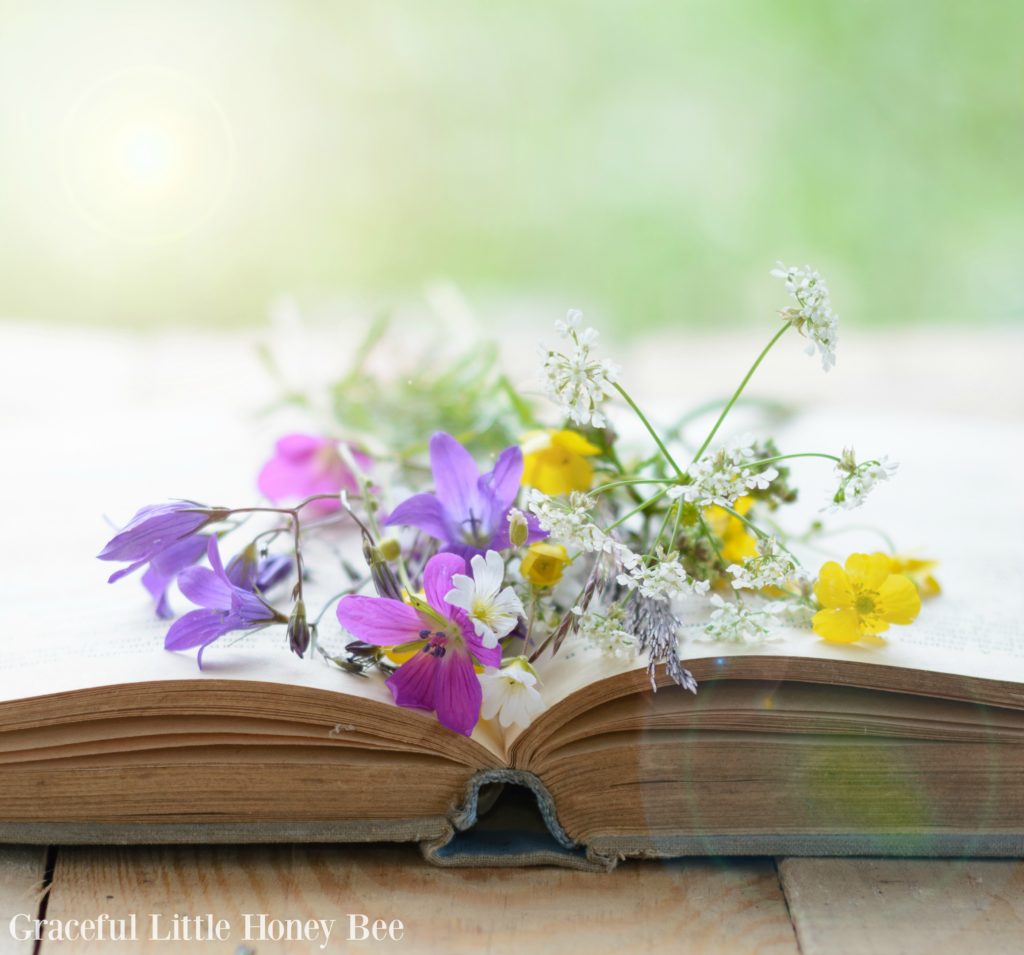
<box><xmin>521</xmin><ymin>429</ymin><xmax>600</xmax><ymax>495</ymax></box>
<box><xmin>521</xmin><ymin>542</ymin><xmax>572</xmax><ymax>587</ymax></box>
<box><xmin>704</xmin><ymin>496</ymin><xmax>758</xmax><ymax>565</ymax></box>
<box><xmin>887</xmin><ymin>554</ymin><xmax>941</xmax><ymax>599</ymax></box>
<box><xmin>812</xmin><ymin>552</ymin><xmax>921</xmax><ymax>645</ymax></box>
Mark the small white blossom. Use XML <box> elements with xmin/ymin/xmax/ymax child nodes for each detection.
<box><xmin>728</xmin><ymin>536</ymin><xmax>800</xmax><ymax>591</ymax></box>
<box><xmin>479</xmin><ymin>660</ymin><xmax>544</xmax><ymax>729</ymax></box>
<box><xmin>526</xmin><ymin>489</ymin><xmax>640</xmax><ymax>569</ymax></box>
<box><xmin>699</xmin><ymin>594</ymin><xmax>785</xmax><ymax>645</ymax></box>
<box><xmin>539</xmin><ymin>310</ymin><xmax>620</xmax><ymax>428</ymax></box>
<box><xmin>575</xmin><ymin>605</ymin><xmax>638</xmax><ymax>661</ymax></box>
<box><xmin>446</xmin><ymin>550</ymin><xmax>524</xmax><ymax>648</ymax></box>
<box><xmin>617</xmin><ymin>547</ymin><xmax>710</xmax><ymax>600</ymax></box>
<box><xmin>667</xmin><ymin>435</ymin><xmax>779</xmax><ymax>508</ymax></box>
<box><xmin>771</xmin><ymin>262</ymin><xmax>838</xmax><ymax>371</ymax></box>
<box><xmin>829</xmin><ymin>447</ymin><xmax>898</xmax><ymax>511</ymax></box>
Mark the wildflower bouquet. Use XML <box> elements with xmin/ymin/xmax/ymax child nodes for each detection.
<box><xmin>99</xmin><ymin>265</ymin><xmax>935</xmax><ymax>738</ymax></box>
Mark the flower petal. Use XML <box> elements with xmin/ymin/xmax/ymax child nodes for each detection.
<box><xmin>178</xmin><ymin>566</ymin><xmax>233</xmax><ymax>610</ymax></box>
<box><xmin>877</xmin><ymin>573</ymin><xmax>922</xmax><ymax>625</ymax></box>
<box><xmin>812</xmin><ymin>607</ymin><xmax>862</xmax><ymax>644</ymax></box>
<box><xmin>481</xmin><ymin>445</ymin><xmax>524</xmax><ymax>511</ymax></box>
<box><xmin>844</xmin><ymin>552</ymin><xmax>891</xmax><ymax>590</ymax></box>
<box><xmin>434</xmin><ymin>653</ymin><xmax>483</xmax><ymax>736</ymax></box>
<box><xmin>429</xmin><ymin>432</ymin><xmax>483</xmax><ymax>522</ymax></box>
<box><xmin>385</xmin><ymin>492</ymin><xmax>451</xmax><ymax>541</ymax></box>
<box><xmin>423</xmin><ymin>553</ymin><xmax>467</xmax><ymax>615</ymax></box>
<box><xmin>165</xmin><ymin>609</ymin><xmax>229</xmax><ymax>650</ymax></box>
<box><xmin>385</xmin><ymin>649</ymin><xmax>438</xmax><ymax>712</ymax></box>
<box><xmin>336</xmin><ymin>595</ymin><xmax>426</xmax><ymax>645</ymax></box>
<box><xmin>813</xmin><ymin>561</ymin><xmax>853</xmax><ymax>610</ymax></box>
<box><xmin>550</xmin><ymin>430</ymin><xmax>601</xmax><ymax>456</ymax></box>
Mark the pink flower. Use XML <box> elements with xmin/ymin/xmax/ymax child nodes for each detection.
<box><xmin>257</xmin><ymin>434</ymin><xmax>370</xmax><ymax>515</ymax></box>
<box><xmin>336</xmin><ymin>553</ymin><xmax>501</xmax><ymax>736</ymax></box>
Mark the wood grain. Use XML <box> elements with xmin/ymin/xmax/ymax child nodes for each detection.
<box><xmin>41</xmin><ymin>845</ymin><xmax>798</xmax><ymax>954</ymax></box>
<box><xmin>0</xmin><ymin>846</ymin><xmax>50</xmax><ymax>955</ymax></box>
<box><xmin>779</xmin><ymin>857</ymin><xmax>1024</xmax><ymax>955</ymax></box>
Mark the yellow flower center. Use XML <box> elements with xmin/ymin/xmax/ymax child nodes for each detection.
<box><xmin>855</xmin><ymin>593</ymin><xmax>876</xmax><ymax>615</ymax></box>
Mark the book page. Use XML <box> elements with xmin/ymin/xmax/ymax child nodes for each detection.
<box><xmin>508</xmin><ymin>409</ymin><xmax>1024</xmax><ymax>746</ymax></box>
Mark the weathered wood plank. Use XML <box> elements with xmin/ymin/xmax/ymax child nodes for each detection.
<box><xmin>779</xmin><ymin>857</ymin><xmax>1024</xmax><ymax>955</ymax></box>
<box><xmin>0</xmin><ymin>846</ymin><xmax>51</xmax><ymax>955</ymax></box>
<box><xmin>42</xmin><ymin>845</ymin><xmax>798</xmax><ymax>954</ymax></box>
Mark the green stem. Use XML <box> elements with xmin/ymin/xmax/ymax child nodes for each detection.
<box><xmin>613</xmin><ymin>383</ymin><xmax>683</xmax><ymax>478</ymax></box>
<box><xmin>719</xmin><ymin>503</ymin><xmax>803</xmax><ymax>567</ymax></box>
<box><xmin>746</xmin><ymin>451</ymin><xmax>841</xmax><ymax>468</ymax></box>
<box><xmin>590</xmin><ymin>476</ymin><xmax>678</xmax><ymax>495</ymax></box>
<box><xmin>692</xmin><ymin>322</ymin><xmax>790</xmax><ymax>463</ymax></box>
<box><xmin>605</xmin><ymin>487</ymin><xmax>671</xmax><ymax>533</ymax></box>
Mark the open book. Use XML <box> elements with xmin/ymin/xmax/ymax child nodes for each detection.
<box><xmin>4</xmin><ymin>411</ymin><xmax>1022</xmax><ymax>869</ymax></box>
<box><xmin>2</xmin><ymin>591</ymin><xmax>1024</xmax><ymax>870</ymax></box>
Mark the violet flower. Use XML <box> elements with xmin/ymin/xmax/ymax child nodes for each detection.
<box><xmin>99</xmin><ymin>502</ymin><xmax>227</xmax><ymax>618</ymax></box>
<box><xmin>224</xmin><ymin>545</ymin><xmax>293</xmax><ymax>593</ymax></box>
<box><xmin>165</xmin><ymin>537</ymin><xmax>285</xmax><ymax>668</ymax></box>
<box><xmin>258</xmin><ymin>434</ymin><xmax>370</xmax><ymax>516</ymax></box>
<box><xmin>336</xmin><ymin>553</ymin><xmax>501</xmax><ymax>736</ymax></box>
<box><xmin>385</xmin><ymin>432</ymin><xmax>545</xmax><ymax>559</ymax></box>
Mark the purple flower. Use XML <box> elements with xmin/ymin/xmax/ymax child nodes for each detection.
<box><xmin>224</xmin><ymin>545</ymin><xmax>293</xmax><ymax>593</ymax></box>
<box><xmin>385</xmin><ymin>432</ymin><xmax>545</xmax><ymax>559</ymax></box>
<box><xmin>99</xmin><ymin>502</ymin><xmax>227</xmax><ymax>618</ymax></box>
<box><xmin>165</xmin><ymin>537</ymin><xmax>284</xmax><ymax>668</ymax></box>
<box><xmin>258</xmin><ymin>434</ymin><xmax>371</xmax><ymax>516</ymax></box>
<box><xmin>336</xmin><ymin>553</ymin><xmax>501</xmax><ymax>736</ymax></box>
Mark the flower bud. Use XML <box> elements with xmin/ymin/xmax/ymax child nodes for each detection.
<box><xmin>377</xmin><ymin>537</ymin><xmax>402</xmax><ymax>562</ymax></box>
<box><xmin>286</xmin><ymin>600</ymin><xmax>311</xmax><ymax>658</ymax></box>
<box><xmin>507</xmin><ymin>508</ymin><xmax>530</xmax><ymax>548</ymax></box>
<box><xmin>521</xmin><ymin>542</ymin><xmax>571</xmax><ymax>587</ymax></box>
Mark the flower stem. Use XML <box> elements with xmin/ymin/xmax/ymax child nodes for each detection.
<box><xmin>692</xmin><ymin>322</ymin><xmax>790</xmax><ymax>463</ymax></box>
<box><xmin>746</xmin><ymin>451</ymin><xmax>841</xmax><ymax>468</ymax></box>
<box><xmin>612</xmin><ymin>382</ymin><xmax>684</xmax><ymax>478</ymax></box>
<box><xmin>590</xmin><ymin>476</ymin><xmax>679</xmax><ymax>495</ymax></box>
<box><xmin>605</xmin><ymin>487</ymin><xmax>671</xmax><ymax>533</ymax></box>
<box><xmin>719</xmin><ymin>503</ymin><xmax>803</xmax><ymax>567</ymax></box>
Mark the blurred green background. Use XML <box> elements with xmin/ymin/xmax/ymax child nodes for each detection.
<box><xmin>1</xmin><ymin>0</ymin><xmax>1021</xmax><ymax>330</ymax></box>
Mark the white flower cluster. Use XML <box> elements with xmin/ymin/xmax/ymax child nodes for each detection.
<box><xmin>829</xmin><ymin>447</ymin><xmax>898</xmax><ymax>511</ymax></box>
<box><xmin>575</xmin><ymin>606</ymin><xmax>637</xmax><ymax>661</ymax></box>
<box><xmin>771</xmin><ymin>262</ymin><xmax>838</xmax><ymax>371</ymax></box>
<box><xmin>525</xmin><ymin>489</ymin><xmax>640</xmax><ymax>569</ymax></box>
<box><xmin>699</xmin><ymin>595</ymin><xmax>784</xmax><ymax>645</ymax></box>
<box><xmin>727</xmin><ymin>536</ymin><xmax>800</xmax><ymax>591</ymax></box>
<box><xmin>667</xmin><ymin>436</ymin><xmax>778</xmax><ymax>508</ymax></box>
<box><xmin>539</xmin><ymin>310</ymin><xmax>620</xmax><ymax>428</ymax></box>
<box><xmin>617</xmin><ymin>547</ymin><xmax>710</xmax><ymax>601</ymax></box>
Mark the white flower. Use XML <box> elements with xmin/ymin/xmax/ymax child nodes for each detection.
<box><xmin>525</xmin><ymin>489</ymin><xmax>641</xmax><ymax>569</ymax></box>
<box><xmin>829</xmin><ymin>447</ymin><xmax>898</xmax><ymax>511</ymax></box>
<box><xmin>728</xmin><ymin>536</ymin><xmax>800</xmax><ymax>591</ymax></box>
<box><xmin>698</xmin><ymin>594</ymin><xmax>784</xmax><ymax>645</ymax></box>
<box><xmin>446</xmin><ymin>550</ymin><xmax>524</xmax><ymax>648</ymax></box>
<box><xmin>667</xmin><ymin>435</ymin><xmax>779</xmax><ymax>508</ymax></box>
<box><xmin>479</xmin><ymin>660</ymin><xmax>544</xmax><ymax>729</ymax></box>
<box><xmin>617</xmin><ymin>547</ymin><xmax>710</xmax><ymax>600</ymax></box>
<box><xmin>771</xmin><ymin>262</ymin><xmax>838</xmax><ymax>371</ymax></box>
<box><xmin>575</xmin><ymin>605</ymin><xmax>638</xmax><ymax>661</ymax></box>
<box><xmin>539</xmin><ymin>310</ymin><xmax>620</xmax><ymax>428</ymax></box>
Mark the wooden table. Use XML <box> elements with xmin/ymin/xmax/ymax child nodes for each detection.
<box><xmin>2</xmin><ymin>320</ymin><xmax>1022</xmax><ymax>954</ymax></box>
<box><xmin>2</xmin><ymin>846</ymin><xmax>1024</xmax><ymax>953</ymax></box>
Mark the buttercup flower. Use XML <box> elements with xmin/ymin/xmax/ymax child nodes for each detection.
<box><xmin>336</xmin><ymin>553</ymin><xmax>502</xmax><ymax>735</ymax></box>
<box><xmin>704</xmin><ymin>498</ymin><xmax>758</xmax><ymax>565</ymax></box>
<box><xmin>539</xmin><ymin>310</ymin><xmax>620</xmax><ymax>428</ymax></box>
<box><xmin>258</xmin><ymin>434</ymin><xmax>369</xmax><ymax>515</ymax></box>
<box><xmin>521</xmin><ymin>542</ymin><xmax>572</xmax><ymax>587</ymax></box>
<box><xmin>521</xmin><ymin>429</ymin><xmax>601</xmax><ymax>495</ymax></box>
<box><xmin>445</xmin><ymin>550</ymin><xmax>524</xmax><ymax>648</ymax></box>
<box><xmin>812</xmin><ymin>552</ymin><xmax>921</xmax><ymax>645</ymax></box>
<box><xmin>165</xmin><ymin>537</ymin><xmax>286</xmax><ymax>667</ymax></box>
<box><xmin>771</xmin><ymin>262</ymin><xmax>839</xmax><ymax>371</ymax></box>
<box><xmin>479</xmin><ymin>658</ymin><xmax>544</xmax><ymax>729</ymax></box>
<box><xmin>888</xmin><ymin>554</ymin><xmax>941</xmax><ymax>599</ymax></box>
<box><xmin>386</xmin><ymin>432</ymin><xmax>546</xmax><ymax>559</ymax></box>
